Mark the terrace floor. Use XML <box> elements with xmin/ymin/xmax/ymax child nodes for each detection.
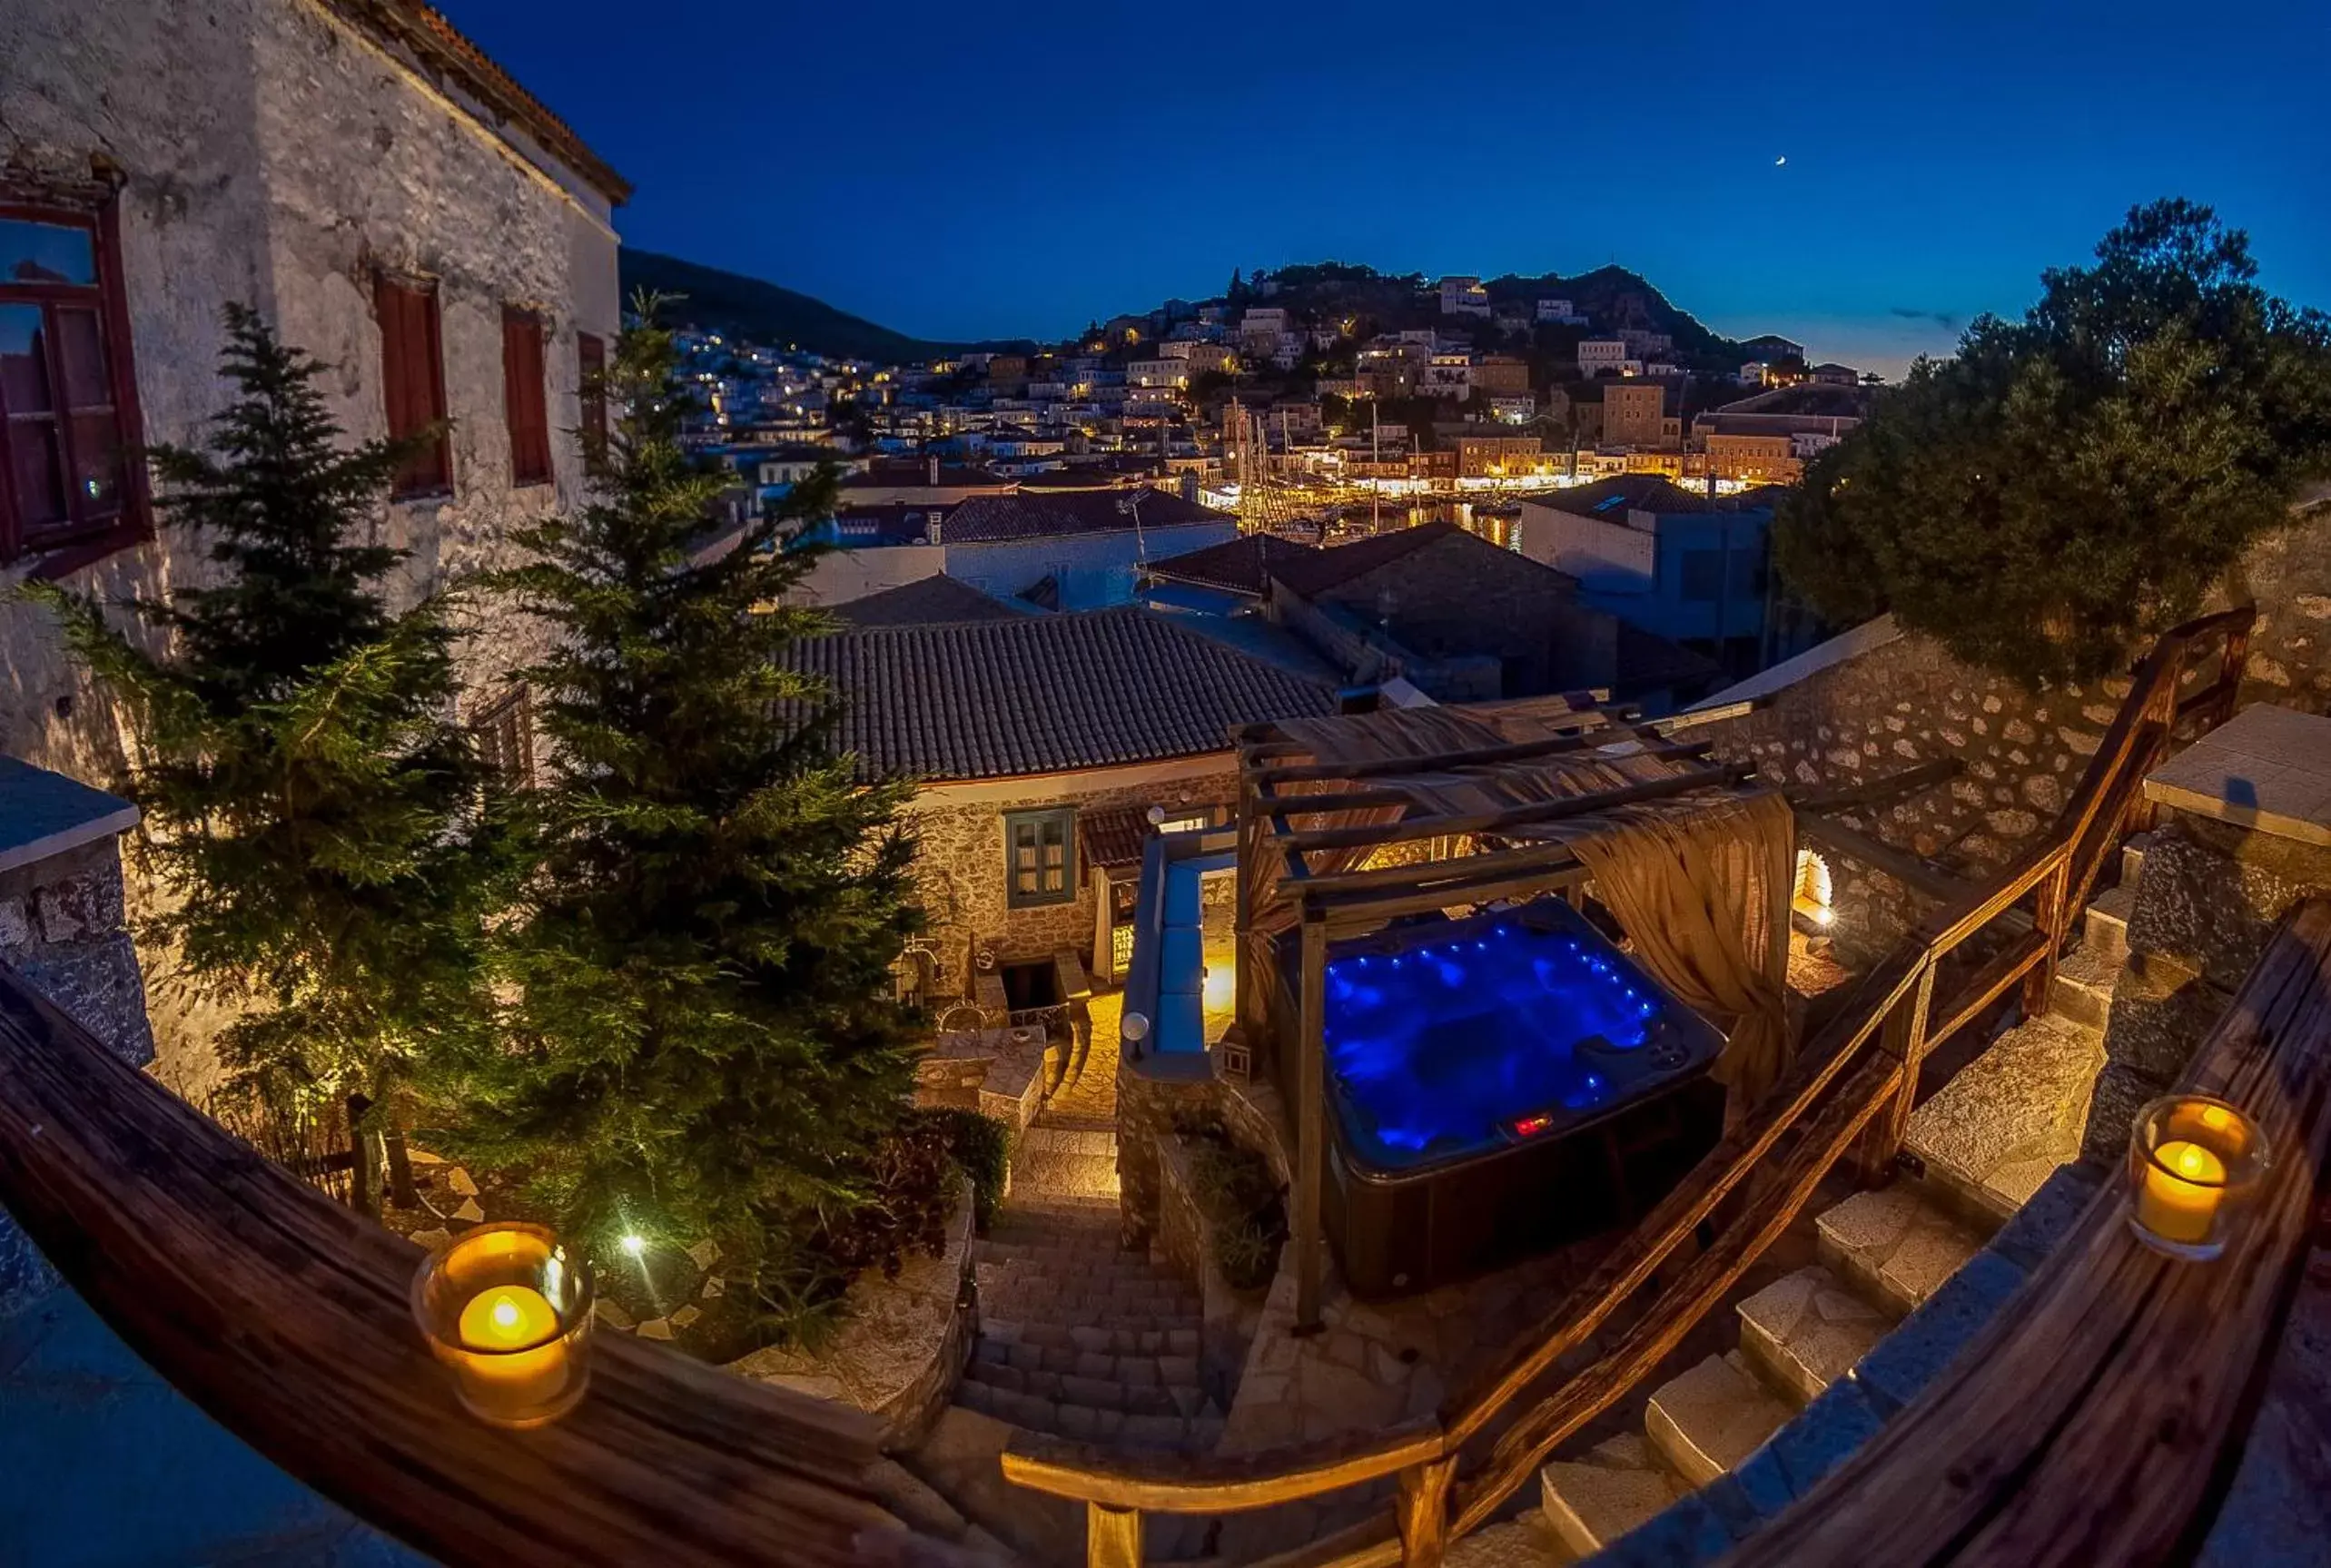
<box><xmin>0</xmin><ymin>1279</ymin><xmax>429</xmax><ymax>1566</ymax></box>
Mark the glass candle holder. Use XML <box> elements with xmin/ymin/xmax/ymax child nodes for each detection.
<box><xmin>2126</xmin><ymin>1095</ymin><xmax>2267</xmax><ymax>1262</ymax></box>
<box><xmin>410</xmin><ymin>1223</ymin><xmax>594</xmax><ymax>1427</ymax></box>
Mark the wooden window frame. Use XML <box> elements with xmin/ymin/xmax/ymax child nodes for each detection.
<box><xmin>374</xmin><ymin>272</ymin><xmax>452</xmax><ymax>501</ymax></box>
<box><xmin>501</xmin><ymin>308</ymin><xmax>552</xmax><ymax>488</ymax></box>
<box><xmin>469</xmin><ymin>684</ymin><xmax>535</xmax><ymax>790</ymax></box>
<box><xmin>0</xmin><ymin>198</ymin><xmax>151</xmax><ymax>573</ymax></box>
<box><xmin>1003</xmin><ymin>806</ymin><xmax>1077</xmax><ymax>911</ymax></box>
<box><xmin>576</xmin><ymin>330</ymin><xmax>608</xmax><ymax>476</ymax></box>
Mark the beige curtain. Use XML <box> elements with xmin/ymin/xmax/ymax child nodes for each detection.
<box><xmin>1563</xmin><ymin>788</ymin><xmax>1794</xmax><ymax>1104</ymax></box>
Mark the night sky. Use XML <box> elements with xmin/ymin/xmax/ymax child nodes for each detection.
<box><xmin>444</xmin><ymin>0</ymin><xmax>2330</xmax><ymax>376</ymax></box>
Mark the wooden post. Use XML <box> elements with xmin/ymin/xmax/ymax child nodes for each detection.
<box><xmin>1086</xmin><ymin>1502</ymin><xmax>1141</xmax><ymax>1568</ymax></box>
<box><xmin>1395</xmin><ymin>1455</ymin><xmax>1457</xmax><ymax>1568</ymax></box>
<box><xmin>2217</xmin><ymin>618</ymin><xmax>2252</xmax><ymax>730</ymax></box>
<box><xmin>1858</xmin><ymin>958</ymin><xmax>1935</xmax><ymax>1185</ymax></box>
<box><xmin>1233</xmin><ymin>779</ymin><xmax>1258</xmax><ymax>1045</ymax></box>
<box><xmin>1769</xmin><ymin>810</ymin><xmax>1798</xmax><ymax>1021</ymax></box>
<box><xmin>1294</xmin><ymin>912</ymin><xmax>1328</xmax><ymax>1334</ymax></box>
<box><xmin>2022</xmin><ymin>853</ymin><xmax>2074</xmax><ymax>1018</ymax></box>
<box><xmin>345</xmin><ymin>1094</ymin><xmax>375</xmax><ymax>1218</ymax></box>
<box><xmin>383</xmin><ymin>1123</ymin><xmax>419</xmax><ymax>1210</ymax></box>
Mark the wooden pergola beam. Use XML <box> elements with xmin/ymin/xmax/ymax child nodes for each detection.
<box><xmin>1279</xmin><ymin>762</ymin><xmax>1755</xmax><ymax>856</ymax></box>
<box><xmin>1296</xmin><ymin>837</ymin><xmax>1585</xmax><ymax>903</ymax></box>
<box><xmin>1244</xmin><ymin>715</ymin><xmax>1632</xmax><ymax>787</ymax></box>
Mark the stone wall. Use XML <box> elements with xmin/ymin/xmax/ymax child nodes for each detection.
<box><xmin>906</xmin><ymin>765</ymin><xmax>1236</xmax><ymax>996</ymax></box>
<box><xmin>1680</xmin><ymin>625</ymin><xmax>2125</xmax><ymax>966</ymax></box>
<box><xmin>1674</xmin><ymin>506</ymin><xmax>2331</xmax><ymax>969</ymax></box>
<box><xmin>728</xmin><ymin>1194</ymin><xmax>976</xmax><ymax>1453</ymax></box>
<box><xmin>3</xmin><ymin>0</ymin><xmax>620</xmax><ymax>1089</ymax></box>
<box><xmin>2079</xmin><ymin>812</ymin><xmax>2331</xmax><ymax>1165</ymax></box>
<box><xmin>1113</xmin><ymin>1053</ymin><xmax>1217</xmax><ymax>1252</ymax></box>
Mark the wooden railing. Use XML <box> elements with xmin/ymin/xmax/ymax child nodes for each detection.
<box><xmin>999</xmin><ymin>606</ymin><xmax>2256</xmax><ymax>1568</ymax></box>
<box><xmin>0</xmin><ymin>967</ymin><xmax>954</xmax><ymax>1568</ymax></box>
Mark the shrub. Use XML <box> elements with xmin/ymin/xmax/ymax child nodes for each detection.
<box><xmin>922</xmin><ymin>1106</ymin><xmax>1012</xmax><ymax>1235</ymax></box>
<box><xmin>1175</xmin><ymin>1110</ymin><xmax>1287</xmax><ymax>1292</ymax></box>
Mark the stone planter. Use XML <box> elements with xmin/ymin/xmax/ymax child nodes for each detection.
<box><xmin>727</xmin><ymin>1193</ymin><xmax>977</xmax><ymax>1452</ymax></box>
<box><xmin>1154</xmin><ymin>1132</ymin><xmax>1271</xmax><ymax>1412</ymax></box>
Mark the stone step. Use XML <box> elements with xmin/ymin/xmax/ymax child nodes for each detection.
<box><xmin>966</xmin><ymin>1338</ymin><xmax>1205</xmax><ymax>1411</ymax></box>
<box><xmin>953</xmin><ymin>1375</ymin><xmax>1224</xmax><ymax>1451</ymax></box>
<box><xmin>1538</xmin><ymin>1435</ymin><xmax>1687</xmax><ymax>1557</ymax></box>
<box><xmin>976</xmin><ymin>1267</ymin><xmax>1200</xmax><ymax>1326</ymax></box>
<box><xmin>1814</xmin><ymin>1186</ymin><xmax>1987</xmax><ymax>1316</ymax></box>
<box><xmin>1904</xmin><ymin>1012</ymin><xmax>2103</xmax><ymax>1225</ymax></box>
<box><xmin>2082</xmin><ymin>882</ymin><xmax>2137</xmax><ymax>966</ymax></box>
<box><xmin>1644</xmin><ymin>1351</ymin><xmax>1793</xmax><ymax>1488</ymax></box>
<box><xmin>903</xmin><ymin>1407</ymin><xmax>1087</xmax><ymax>1565</ymax></box>
<box><xmin>980</xmin><ymin>1316</ymin><xmax>1200</xmax><ymax>1361</ymax></box>
<box><xmin>1733</xmin><ymin>1265</ymin><xmax>1893</xmax><ymax>1405</ymax></box>
<box><xmin>2121</xmin><ymin>833</ymin><xmax>2150</xmax><ymax>888</ymax></box>
<box><xmin>2046</xmin><ymin>942</ymin><xmax>2123</xmax><ymax>1033</ymax></box>
<box><xmin>1447</xmin><ymin>1510</ymin><xmax>1569</xmax><ymax>1567</ymax></box>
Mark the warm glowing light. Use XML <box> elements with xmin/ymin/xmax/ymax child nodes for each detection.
<box><xmin>1203</xmin><ymin>963</ymin><xmax>1235</xmax><ymax>1015</ymax></box>
<box><xmin>459</xmin><ymin>1284</ymin><xmax>559</xmax><ymax>1351</ymax></box>
<box><xmin>619</xmin><ymin>1233</ymin><xmax>647</xmax><ymax>1257</ymax></box>
<box><xmin>2137</xmin><ymin>1139</ymin><xmax>2226</xmax><ymax>1245</ymax></box>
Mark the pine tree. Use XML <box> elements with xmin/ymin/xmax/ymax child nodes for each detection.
<box><xmin>440</xmin><ymin>299</ymin><xmax>924</xmax><ymax>1282</ymax></box>
<box><xmin>25</xmin><ymin>305</ymin><xmax>492</xmax><ymax>1100</ymax></box>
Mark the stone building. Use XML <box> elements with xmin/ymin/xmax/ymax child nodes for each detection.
<box><xmin>786</xmin><ymin>606</ymin><xmax>1338</xmax><ymax>998</ymax></box>
<box><xmin>2</xmin><ymin>0</ymin><xmax>627</xmax><ymax>1076</ymax></box>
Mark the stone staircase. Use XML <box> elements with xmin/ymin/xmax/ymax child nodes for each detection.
<box><xmin>902</xmin><ymin>1115</ymin><xmax>1226</xmax><ymax>1565</ymax></box>
<box><xmin>1514</xmin><ymin>839</ymin><xmax>2148</xmax><ymax>1563</ymax></box>
<box><xmin>958</xmin><ymin>1192</ymin><xmax>1221</xmax><ymax>1451</ymax></box>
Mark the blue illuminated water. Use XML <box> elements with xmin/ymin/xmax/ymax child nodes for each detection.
<box><xmin>1322</xmin><ymin>906</ymin><xmax>1692</xmax><ymax>1169</ymax></box>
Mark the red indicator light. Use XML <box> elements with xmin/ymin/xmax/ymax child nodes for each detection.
<box><xmin>1511</xmin><ymin>1113</ymin><xmax>1553</xmax><ymax>1139</ymax></box>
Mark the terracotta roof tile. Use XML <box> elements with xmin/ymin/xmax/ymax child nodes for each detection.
<box><xmin>940</xmin><ymin>489</ymin><xmax>1235</xmax><ymax>544</ymax></box>
<box><xmin>829</xmin><ymin>576</ymin><xmax>1028</xmax><ymax>627</ymax></box>
<box><xmin>789</xmin><ymin>606</ymin><xmax>1337</xmax><ymax>781</ymax></box>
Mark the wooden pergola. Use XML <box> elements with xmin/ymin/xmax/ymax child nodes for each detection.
<box><xmin>1228</xmin><ymin>695</ymin><xmax>1792</xmax><ymax>1328</ymax></box>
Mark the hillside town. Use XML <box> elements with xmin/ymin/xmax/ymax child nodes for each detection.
<box><xmin>5</xmin><ymin>5</ymin><xmax>2331</xmax><ymax>1568</ymax></box>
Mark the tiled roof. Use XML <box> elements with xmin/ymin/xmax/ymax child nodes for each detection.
<box><xmin>829</xmin><ymin>576</ymin><xmax>1027</xmax><ymax>627</ymax></box>
<box><xmin>1262</xmin><ymin>522</ymin><xmax>1451</xmax><ymax>597</ymax></box>
<box><xmin>789</xmin><ymin>606</ymin><xmax>1338</xmax><ymax>781</ymax></box>
<box><xmin>939</xmin><ymin>489</ymin><xmax>1234</xmax><ymax>544</ymax></box>
<box><xmin>329</xmin><ymin>1</ymin><xmax>630</xmax><ymax>203</ymax></box>
<box><xmin>1147</xmin><ymin>534</ymin><xmax>1315</xmax><ymax>596</ymax></box>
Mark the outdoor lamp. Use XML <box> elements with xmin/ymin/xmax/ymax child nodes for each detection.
<box><xmin>2127</xmin><ymin>1095</ymin><xmax>2266</xmax><ymax>1262</ymax></box>
<box><xmin>411</xmin><ymin>1223</ymin><xmax>595</xmax><ymax>1427</ymax></box>
<box><xmin>1121</xmin><ymin>1011</ymin><xmax>1151</xmax><ymax>1044</ymax></box>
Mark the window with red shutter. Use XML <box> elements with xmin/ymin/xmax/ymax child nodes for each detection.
<box><xmin>502</xmin><ymin>309</ymin><xmax>551</xmax><ymax>487</ymax></box>
<box><xmin>577</xmin><ymin>330</ymin><xmax>608</xmax><ymax>475</ymax></box>
<box><xmin>0</xmin><ymin>202</ymin><xmax>148</xmax><ymax>566</ymax></box>
<box><xmin>375</xmin><ymin>273</ymin><xmax>450</xmax><ymax>498</ymax></box>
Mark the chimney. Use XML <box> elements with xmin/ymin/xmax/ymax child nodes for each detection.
<box><xmin>926</xmin><ymin>509</ymin><xmax>943</xmax><ymax>546</ymax></box>
<box><xmin>927</xmin><ymin>453</ymin><xmax>940</xmax><ymax>487</ymax></box>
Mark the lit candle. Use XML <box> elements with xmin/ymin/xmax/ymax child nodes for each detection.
<box><xmin>2137</xmin><ymin>1139</ymin><xmax>2226</xmax><ymax>1246</ymax></box>
<box><xmin>412</xmin><ymin>1223</ymin><xmax>592</xmax><ymax>1427</ymax></box>
<box><xmin>451</xmin><ymin>1283</ymin><xmax>571</xmax><ymax>1418</ymax></box>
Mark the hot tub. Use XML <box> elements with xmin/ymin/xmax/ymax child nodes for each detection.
<box><xmin>1271</xmin><ymin>897</ymin><xmax>1727</xmax><ymax>1296</ymax></box>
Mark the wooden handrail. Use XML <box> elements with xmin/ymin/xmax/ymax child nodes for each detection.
<box><xmin>0</xmin><ymin>967</ymin><xmax>948</xmax><ymax>1568</ymax></box>
<box><xmin>1719</xmin><ymin>895</ymin><xmax>2331</xmax><ymax>1568</ymax></box>
<box><xmin>1001</xmin><ymin>606</ymin><xmax>2258</xmax><ymax>1568</ymax></box>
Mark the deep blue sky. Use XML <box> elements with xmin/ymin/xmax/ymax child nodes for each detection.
<box><xmin>449</xmin><ymin>1</ymin><xmax>2330</xmax><ymax>376</ymax></box>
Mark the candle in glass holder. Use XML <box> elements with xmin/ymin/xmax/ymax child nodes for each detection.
<box><xmin>411</xmin><ymin>1224</ymin><xmax>593</xmax><ymax>1427</ymax></box>
<box><xmin>2136</xmin><ymin>1139</ymin><xmax>2225</xmax><ymax>1245</ymax></box>
<box><xmin>2127</xmin><ymin>1095</ymin><xmax>2266</xmax><ymax>1262</ymax></box>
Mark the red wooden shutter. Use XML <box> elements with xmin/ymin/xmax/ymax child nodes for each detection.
<box><xmin>503</xmin><ymin>310</ymin><xmax>550</xmax><ymax>486</ymax></box>
<box><xmin>376</xmin><ymin>274</ymin><xmax>449</xmax><ymax>498</ymax></box>
<box><xmin>576</xmin><ymin>331</ymin><xmax>607</xmax><ymax>473</ymax></box>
